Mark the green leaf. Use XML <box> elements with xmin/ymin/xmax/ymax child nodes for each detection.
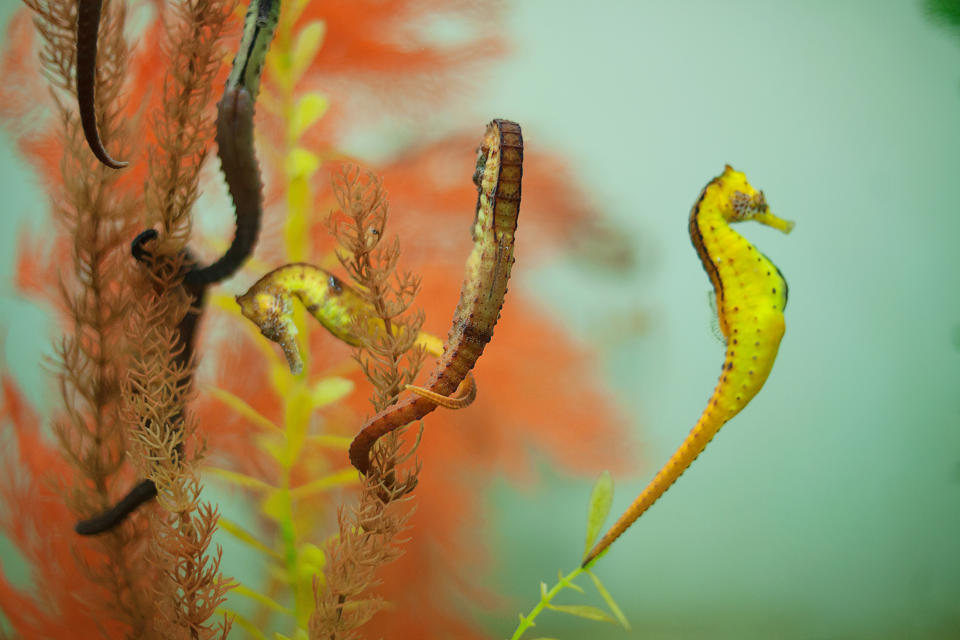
<box><xmin>232</xmin><ymin>583</ymin><xmax>291</xmax><ymax>615</ymax></box>
<box><xmin>289</xmin><ymin>468</ymin><xmax>359</xmax><ymax>500</ymax></box>
<box><xmin>545</xmin><ymin>603</ymin><xmax>617</xmax><ymax>624</ymax></box>
<box><xmin>305</xmin><ymin>434</ymin><xmax>353</xmax><ymax>450</ymax></box>
<box><xmin>285</xmin><ymin>147</ymin><xmax>320</xmax><ymax>180</ymax></box>
<box><xmin>583</xmin><ymin>470</ymin><xmax>614</xmax><ymax>558</ymax></box>
<box><xmin>587</xmin><ymin>570</ymin><xmax>630</xmax><ymax>630</ymax></box>
<box><xmin>290</xmin><ymin>20</ymin><xmax>326</xmax><ymax>82</ymax></box>
<box><xmin>218</xmin><ymin>516</ymin><xmax>281</xmax><ymax>560</ymax></box>
<box><xmin>218</xmin><ymin>608</ymin><xmax>269</xmax><ymax>640</ymax></box>
<box><xmin>206</xmin><ymin>467</ymin><xmax>276</xmax><ymax>492</ymax></box>
<box><xmin>258</xmin><ymin>435</ymin><xmax>288</xmax><ymax>467</ymax></box>
<box><xmin>206</xmin><ymin>385</ymin><xmax>282</xmax><ymax>433</ymax></box>
<box><xmin>559</xmin><ymin>569</ymin><xmax>584</xmax><ymax>593</ymax></box>
<box><xmin>260</xmin><ymin>489</ymin><xmax>287</xmax><ymax>523</ymax></box>
<box><xmin>291</xmin><ymin>92</ymin><xmax>329</xmax><ymax>140</ymax></box>
<box><xmin>310</xmin><ymin>376</ymin><xmax>354</xmax><ymax>407</ymax></box>
<box><xmin>296</xmin><ymin>542</ymin><xmax>326</xmax><ymax>575</ymax></box>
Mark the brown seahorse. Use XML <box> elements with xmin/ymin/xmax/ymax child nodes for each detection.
<box><xmin>347</xmin><ymin>119</ymin><xmax>523</xmax><ymax>474</ymax></box>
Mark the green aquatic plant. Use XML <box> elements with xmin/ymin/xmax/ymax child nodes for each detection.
<box><xmin>510</xmin><ymin>471</ymin><xmax>630</xmax><ymax>640</ymax></box>
<box><xmin>0</xmin><ymin>0</ymin><xmax>633</xmax><ymax>638</ymax></box>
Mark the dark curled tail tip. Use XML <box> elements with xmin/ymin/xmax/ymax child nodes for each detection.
<box><xmin>74</xmin><ymin>479</ymin><xmax>158</xmax><ymax>535</ymax></box>
<box><xmin>131</xmin><ymin>229</ymin><xmax>159</xmax><ymax>263</ymax></box>
<box><xmin>348</xmin><ymin>434</ymin><xmax>371</xmax><ymax>475</ymax></box>
<box><xmin>76</xmin><ymin>0</ymin><xmax>127</xmax><ymax>169</ymax></box>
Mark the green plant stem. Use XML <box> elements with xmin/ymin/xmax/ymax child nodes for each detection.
<box><xmin>279</xmin><ymin>471</ymin><xmax>299</xmax><ymax>618</ymax></box>
<box><xmin>510</xmin><ymin>565</ymin><xmax>585</xmax><ymax>640</ymax></box>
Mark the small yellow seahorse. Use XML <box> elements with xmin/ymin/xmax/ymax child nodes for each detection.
<box><xmin>236</xmin><ymin>263</ymin><xmax>444</xmax><ymax>373</ymax></box>
<box><xmin>236</xmin><ymin>263</ymin><xmax>476</xmax><ymax>419</ymax></box>
<box><xmin>582</xmin><ymin>165</ymin><xmax>793</xmax><ymax>567</ymax></box>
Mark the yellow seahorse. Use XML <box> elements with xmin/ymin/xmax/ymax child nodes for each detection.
<box><xmin>236</xmin><ymin>263</ymin><xmax>473</xmax><ymax>399</ymax></box>
<box><xmin>582</xmin><ymin>165</ymin><xmax>793</xmax><ymax>567</ymax></box>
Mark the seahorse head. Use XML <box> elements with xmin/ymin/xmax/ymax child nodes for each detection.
<box><xmin>718</xmin><ymin>165</ymin><xmax>794</xmax><ymax>234</ymax></box>
<box><xmin>236</xmin><ymin>289</ymin><xmax>303</xmax><ymax>374</ymax></box>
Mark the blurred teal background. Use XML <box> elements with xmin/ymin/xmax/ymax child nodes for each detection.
<box><xmin>1</xmin><ymin>1</ymin><xmax>958</xmax><ymax>638</ymax></box>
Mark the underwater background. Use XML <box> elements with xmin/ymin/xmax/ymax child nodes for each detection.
<box><xmin>0</xmin><ymin>1</ymin><xmax>958</xmax><ymax>639</ymax></box>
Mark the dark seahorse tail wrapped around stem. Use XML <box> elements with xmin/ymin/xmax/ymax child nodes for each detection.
<box><xmin>582</xmin><ymin>165</ymin><xmax>793</xmax><ymax>567</ymax></box>
<box><xmin>185</xmin><ymin>85</ymin><xmax>262</xmax><ymax>286</ymax></box>
<box><xmin>77</xmin><ymin>0</ymin><xmax>127</xmax><ymax>168</ymax></box>
<box><xmin>75</xmin><ymin>0</ymin><xmax>279</xmax><ymax>536</ymax></box>
<box><xmin>348</xmin><ymin>119</ymin><xmax>523</xmax><ymax>475</ymax></box>
<box><xmin>185</xmin><ymin>0</ymin><xmax>277</xmax><ymax>285</ymax></box>
<box><xmin>74</xmin><ymin>479</ymin><xmax>157</xmax><ymax>535</ymax></box>
<box><xmin>74</xmin><ymin>231</ymin><xmax>209</xmax><ymax>536</ymax></box>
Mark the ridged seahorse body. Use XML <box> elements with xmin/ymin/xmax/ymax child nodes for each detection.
<box><xmin>348</xmin><ymin>119</ymin><xmax>523</xmax><ymax>474</ymax></box>
<box><xmin>583</xmin><ymin>165</ymin><xmax>793</xmax><ymax>566</ymax></box>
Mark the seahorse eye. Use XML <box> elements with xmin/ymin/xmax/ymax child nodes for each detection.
<box><xmin>327</xmin><ymin>274</ymin><xmax>343</xmax><ymax>295</ymax></box>
<box><xmin>754</xmin><ymin>190</ymin><xmax>768</xmax><ymax>212</ymax></box>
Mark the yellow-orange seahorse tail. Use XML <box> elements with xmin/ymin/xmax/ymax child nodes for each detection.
<box><xmin>582</xmin><ymin>165</ymin><xmax>794</xmax><ymax>567</ymax></box>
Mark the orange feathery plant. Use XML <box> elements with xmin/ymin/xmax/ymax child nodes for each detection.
<box><xmin>0</xmin><ymin>1</ymin><xmax>633</xmax><ymax>638</ymax></box>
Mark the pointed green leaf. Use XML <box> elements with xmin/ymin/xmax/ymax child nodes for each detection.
<box><xmin>206</xmin><ymin>385</ymin><xmax>282</xmax><ymax>433</ymax></box>
<box><xmin>233</xmin><ymin>583</ymin><xmax>292</xmax><ymax>615</ymax></box>
<box><xmin>587</xmin><ymin>570</ymin><xmax>630</xmax><ymax>630</ymax></box>
<box><xmin>544</xmin><ymin>603</ymin><xmax>616</xmax><ymax>624</ymax></box>
<box><xmin>291</xmin><ymin>92</ymin><xmax>329</xmax><ymax>140</ymax></box>
<box><xmin>285</xmin><ymin>147</ymin><xmax>321</xmax><ymax>180</ymax></box>
<box><xmin>415</xmin><ymin>330</ymin><xmax>445</xmax><ymax>357</ymax></box>
<box><xmin>310</xmin><ymin>376</ymin><xmax>354</xmax><ymax>407</ymax></box>
<box><xmin>559</xmin><ymin>569</ymin><xmax>584</xmax><ymax>593</ymax></box>
<box><xmin>206</xmin><ymin>467</ymin><xmax>276</xmax><ymax>492</ymax></box>
<box><xmin>583</xmin><ymin>470</ymin><xmax>614</xmax><ymax>557</ymax></box>
<box><xmin>296</xmin><ymin>542</ymin><xmax>326</xmax><ymax>574</ymax></box>
<box><xmin>306</xmin><ymin>434</ymin><xmax>353</xmax><ymax>450</ymax></box>
<box><xmin>218</xmin><ymin>516</ymin><xmax>281</xmax><ymax>560</ymax></box>
<box><xmin>291</xmin><ymin>20</ymin><xmax>326</xmax><ymax>82</ymax></box>
<box><xmin>289</xmin><ymin>468</ymin><xmax>359</xmax><ymax>500</ymax></box>
<box><xmin>260</xmin><ymin>489</ymin><xmax>287</xmax><ymax>523</ymax></box>
<box><xmin>218</xmin><ymin>608</ymin><xmax>269</xmax><ymax>640</ymax></box>
<box><xmin>258</xmin><ymin>435</ymin><xmax>289</xmax><ymax>467</ymax></box>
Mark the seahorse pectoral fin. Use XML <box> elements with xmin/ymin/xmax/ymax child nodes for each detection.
<box><xmin>405</xmin><ymin>373</ymin><xmax>477</xmax><ymax>410</ymax></box>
